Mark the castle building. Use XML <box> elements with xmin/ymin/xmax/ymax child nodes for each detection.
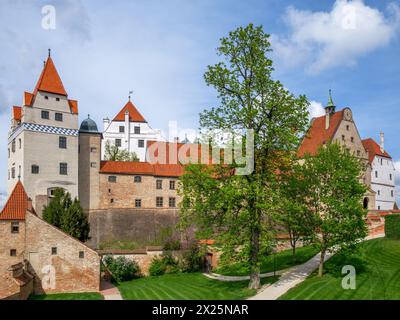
<box><xmin>297</xmin><ymin>91</ymin><xmax>377</xmax><ymax>210</ymax></box>
<box><xmin>101</xmin><ymin>99</ymin><xmax>164</xmax><ymax>161</ymax></box>
<box><xmin>362</xmin><ymin>135</ymin><xmax>397</xmax><ymax>210</ymax></box>
<box><xmin>0</xmin><ymin>181</ymin><xmax>100</xmax><ymax>299</ymax></box>
<box><xmin>7</xmin><ymin>52</ymin><xmax>79</xmax><ymax>214</ymax></box>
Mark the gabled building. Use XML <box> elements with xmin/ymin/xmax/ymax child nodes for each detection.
<box><xmin>102</xmin><ymin>98</ymin><xmax>164</xmax><ymax>161</ymax></box>
<box><xmin>7</xmin><ymin>52</ymin><xmax>79</xmax><ymax>215</ymax></box>
<box><xmin>362</xmin><ymin>135</ymin><xmax>397</xmax><ymax>210</ymax></box>
<box><xmin>297</xmin><ymin>91</ymin><xmax>376</xmax><ymax>210</ymax></box>
<box><xmin>0</xmin><ymin>181</ymin><xmax>100</xmax><ymax>299</ymax></box>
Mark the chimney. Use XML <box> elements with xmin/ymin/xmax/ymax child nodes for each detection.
<box><xmin>325</xmin><ymin>109</ymin><xmax>330</xmax><ymax>130</ymax></box>
<box><xmin>103</xmin><ymin>118</ymin><xmax>110</xmax><ymax>131</ymax></box>
<box><xmin>380</xmin><ymin>132</ymin><xmax>384</xmax><ymax>153</ymax></box>
<box><xmin>27</xmin><ymin>198</ymin><xmax>33</xmax><ymax>212</ymax></box>
<box><xmin>325</xmin><ymin>90</ymin><xmax>335</xmax><ymax>130</ymax></box>
<box><xmin>174</xmin><ymin>137</ymin><xmax>180</xmax><ymax>143</ymax></box>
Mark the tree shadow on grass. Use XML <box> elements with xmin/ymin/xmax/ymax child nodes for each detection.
<box><xmin>324</xmin><ymin>252</ymin><xmax>368</xmax><ymax>278</ymax></box>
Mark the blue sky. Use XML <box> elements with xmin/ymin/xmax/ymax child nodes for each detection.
<box><xmin>0</xmin><ymin>0</ymin><xmax>399</xmax><ymax>206</ymax></box>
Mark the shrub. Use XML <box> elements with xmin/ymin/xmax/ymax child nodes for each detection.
<box><xmin>385</xmin><ymin>214</ymin><xmax>400</xmax><ymax>239</ymax></box>
<box><xmin>149</xmin><ymin>253</ymin><xmax>179</xmax><ymax>276</ymax></box>
<box><xmin>103</xmin><ymin>256</ymin><xmax>140</xmax><ymax>283</ymax></box>
<box><xmin>180</xmin><ymin>244</ymin><xmax>203</xmax><ymax>273</ymax></box>
<box><xmin>149</xmin><ymin>257</ymin><xmax>167</xmax><ymax>276</ymax></box>
<box><xmin>163</xmin><ymin>239</ymin><xmax>181</xmax><ymax>251</ymax></box>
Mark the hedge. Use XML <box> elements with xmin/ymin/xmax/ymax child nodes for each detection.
<box><xmin>385</xmin><ymin>214</ymin><xmax>400</xmax><ymax>239</ymax></box>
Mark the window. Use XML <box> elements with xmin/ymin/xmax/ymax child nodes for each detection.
<box><xmin>357</xmin><ymin>150</ymin><xmax>360</xmax><ymax>156</ymax></box>
<box><xmin>341</xmin><ymin>135</ymin><xmax>345</xmax><ymax>142</ymax></box>
<box><xmin>11</xmin><ymin>222</ymin><xmax>19</xmax><ymax>234</ymax></box>
<box><xmin>115</xmin><ymin>139</ymin><xmax>121</xmax><ymax>147</ymax></box>
<box><xmin>134</xmin><ymin>176</ymin><xmax>142</xmax><ymax>183</ymax></box>
<box><xmin>346</xmin><ymin>125</ymin><xmax>349</xmax><ymax>131</ymax></box>
<box><xmin>378</xmin><ymin>206</ymin><xmax>381</xmax><ymax>210</ymax></box>
<box><xmin>390</xmin><ymin>174</ymin><xmax>392</xmax><ymax>181</ymax></box>
<box><xmin>11</xmin><ymin>167</ymin><xmax>15</xmax><ymax>179</ymax></box>
<box><xmin>134</xmin><ymin>126</ymin><xmax>140</xmax><ymax>134</ymax></box>
<box><xmin>91</xmin><ymin>147</ymin><xmax>97</xmax><ymax>153</ymax></box>
<box><xmin>45</xmin><ymin>96</ymin><xmax>49</xmax><ymax>100</ymax></box>
<box><xmin>169</xmin><ymin>197</ymin><xmax>176</xmax><ymax>208</ymax></box>
<box><xmin>51</xmin><ymin>247</ymin><xmax>57</xmax><ymax>255</ymax></box>
<box><xmin>119</xmin><ymin>126</ymin><xmax>125</xmax><ymax>133</ymax></box>
<box><xmin>18</xmin><ymin>139</ymin><xmax>21</xmax><ymax>149</ymax></box>
<box><xmin>380</xmin><ymin>158</ymin><xmax>383</xmax><ymax>165</ymax></box>
<box><xmin>90</xmin><ymin>162</ymin><xmax>97</xmax><ymax>168</ymax></box>
<box><xmin>31</xmin><ymin>165</ymin><xmax>39</xmax><ymax>174</ymax></box>
<box><xmin>138</xmin><ymin>140</ymin><xmax>144</xmax><ymax>148</ymax></box>
<box><xmin>169</xmin><ymin>180</ymin><xmax>175</xmax><ymax>190</ymax></box>
<box><xmin>79</xmin><ymin>251</ymin><xmax>84</xmax><ymax>259</ymax></box>
<box><xmin>8</xmin><ymin>148</ymin><xmax>10</xmax><ymax>158</ymax></box>
<box><xmin>60</xmin><ymin>163</ymin><xmax>68</xmax><ymax>175</ymax></box>
<box><xmin>377</xmin><ymin>190</ymin><xmax>380</xmax><ymax>196</ymax></box>
<box><xmin>56</xmin><ymin>97</ymin><xmax>60</xmax><ymax>102</ymax></box>
<box><xmin>135</xmin><ymin>199</ymin><xmax>142</xmax><ymax>208</ymax></box>
<box><xmin>156</xmin><ymin>179</ymin><xmax>162</xmax><ymax>189</ymax></box>
<box><xmin>41</xmin><ymin>110</ymin><xmax>49</xmax><ymax>119</ymax></box>
<box><xmin>156</xmin><ymin>197</ymin><xmax>163</xmax><ymax>207</ymax></box>
<box><xmin>391</xmin><ymin>190</ymin><xmax>394</xmax><ymax>197</ymax></box>
<box><xmin>350</xmin><ymin>137</ymin><xmax>354</xmax><ymax>143</ymax></box>
<box><xmin>108</xmin><ymin>176</ymin><xmax>117</xmax><ymax>183</ymax></box>
<box><xmin>375</xmin><ymin>171</ymin><xmax>378</xmax><ymax>178</ymax></box>
<box><xmin>11</xmin><ymin>140</ymin><xmax>15</xmax><ymax>153</ymax></box>
<box><xmin>59</xmin><ymin>136</ymin><xmax>67</xmax><ymax>149</ymax></box>
<box><xmin>55</xmin><ymin>113</ymin><xmax>63</xmax><ymax>121</ymax></box>
<box><xmin>110</xmin><ymin>198</ymin><xmax>114</xmax><ymax>203</ymax></box>
<box><xmin>10</xmin><ymin>249</ymin><xmax>17</xmax><ymax>257</ymax></box>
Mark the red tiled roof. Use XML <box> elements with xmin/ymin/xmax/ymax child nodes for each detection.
<box><xmin>297</xmin><ymin>110</ymin><xmax>344</xmax><ymax>158</ymax></box>
<box><xmin>34</xmin><ymin>56</ymin><xmax>67</xmax><ymax>96</ymax></box>
<box><xmin>113</xmin><ymin>100</ymin><xmax>147</xmax><ymax>123</ymax></box>
<box><xmin>13</xmin><ymin>106</ymin><xmax>22</xmax><ymax>121</ymax></box>
<box><xmin>147</xmin><ymin>140</ymin><xmax>206</xmax><ymax>164</ymax></box>
<box><xmin>362</xmin><ymin>138</ymin><xmax>391</xmax><ymax>164</ymax></box>
<box><xmin>100</xmin><ymin>161</ymin><xmax>184</xmax><ymax>177</ymax></box>
<box><xmin>24</xmin><ymin>92</ymin><xmax>34</xmax><ymax>106</ymax></box>
<box><xmin>0</xmin><ymin>181</ymin><xmax>30</xmax><ymax>220</ymax></box>
<box><xmin>68</xmin><ymin>99</ymin><xmax>78</xmax><ymax>114</ymax></box>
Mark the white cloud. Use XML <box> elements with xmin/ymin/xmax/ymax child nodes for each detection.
<box><xmin>308</xmin><ymin>100</ymin><xmax>325</xmax><ymax>119</ymax></box>
<box><xmin>0</xmin><ymin>192</ymin><xmax>7</xmax><ymax>211</ymax></box>
<box><xmin>272</xmin><ymin>0</ymin><xmax>400</xmax><ymax>73</ymax></box>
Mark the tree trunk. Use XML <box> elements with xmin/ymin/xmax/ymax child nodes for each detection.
<box><xmin>292</xmin><ymin>245</ymin><xmax>296</xmax><ymax>264</ymax></box>
<box><xmin>248</xmin><ymin>228</ymin><xmax>261</xmax><ymax>289</ymax></box>
<box><xmin>318</xmin><ymin>248</ymin><xmax>326</xmax><ymax>277</ymax></box>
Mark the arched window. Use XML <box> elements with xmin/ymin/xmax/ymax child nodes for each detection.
<box><xmin>363</xmin><ymin>197</ymin><xmax>369</xmax><ymax>209</ymax></box>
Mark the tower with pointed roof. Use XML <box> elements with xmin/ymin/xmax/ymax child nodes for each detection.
<box><xmin>7</xmin><ymin>51</ymin><xmax>79</xmax><ymax>215</ymax></box>
<box><xmin>102</xmin><ymin>98</ymin><xmax>164</xmax><ymax>161</ymax></box>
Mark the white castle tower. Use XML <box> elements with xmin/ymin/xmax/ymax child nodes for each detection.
<box><xmin>7</xmin><ymin>50</ymin><xmax>79</xmax><ymax>214</ymax></box>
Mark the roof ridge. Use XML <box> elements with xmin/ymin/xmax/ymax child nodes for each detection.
<box><xmin>33</xmin><ymin>56</ymin><xmax>67</xmax><ymax>96</ymax></box>
<box><xmin>112</xmin><ymin>100</ymin><xmax>147</xmax><ymax>123</ymax></box>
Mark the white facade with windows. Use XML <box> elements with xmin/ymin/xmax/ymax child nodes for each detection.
<box><xmin>101</xmin><ymin>100</ymin><xmax>164</xmax><ymax>161</ymax></box>
<box><xmin>370</xmin><ymin>155</ymin><xmax>396</xmax><ymax>210</ymax></box>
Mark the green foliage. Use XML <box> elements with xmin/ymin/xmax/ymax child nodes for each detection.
<box><xmin>385</xmin><ymin>214</ymin><xmax>400</xmax><ymax>239</ymax></box>
<box><xmin>180</xmin><ymin>23</ymin><xmax>310</xmax><ymax>289</ymax></box>
<box><xmin>103</xmin><ymin>255</ymin><xmax>141</xmax><ymax>284</ymax></box>
<box><xmin>104</xmin><ymin>140</ymin><xmax>139</xmax><ymax>162</ymax></box>
<box><xmin>148</xmin><ymin>253</ymin><xmax>180</xmax><ymax>276</ymax></box>
<box><xmin>300</xmin><ymin>143</ymin><xmax>368</xmax><ymax>276</ymax></box>
<box><xmin>179</xmin><ymin>244</ymin><xmax>204</xmax><ymax>273</ymax></box>
<box><xmin>148</xmin><ymin>257</ymin><xmax>167</xmax><ymax>276</ymax></box>
<box><xmin>42</xmin><ymin>188</ymin><xmax>90</xmax><ymax>241</ymax></box>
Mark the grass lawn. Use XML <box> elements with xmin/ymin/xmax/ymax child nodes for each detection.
<box><xmin>280</xmin><ymin>238</ymin><xmax>400</xmax><ymax>300</ymax></box>
<box><xmin>118</xmin><ymin>272</ymin><xmax>279</xmax><ymax>300</ymax></box>
<box><xmin>215</xmin><ymin>245</ymin><xmax>319</xmax><ymax>276</ymax></box>
<box><xmin>29</xmin><ymin>292</ymin><xmax>103</xmax><ymax>300</ymax></box>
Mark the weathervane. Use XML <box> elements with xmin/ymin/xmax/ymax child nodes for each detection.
<box><xmin>129</xmin><ymin>90</ymin><xmax>133</xmax><ymax>101</ymax></box>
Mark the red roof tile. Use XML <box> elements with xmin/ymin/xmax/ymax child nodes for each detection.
<box><xmin>297</xmin><ymin>110</ymin><xmax>344</xmax><ymax>158</ymax></box>
<box><xmin>13</xmin><ymin>106</ymin><xmax>22</xmax><ymax>121</ymax></box>
<box><xmin>24</xmin><ymin>92</ymin><xmax>34</xmax><ymax>106</ymax></box>
<box><xmin>100</xmin><ymin>161</ymin><xmax>183</xmax><ymax>177</ymax></box>
<box><xmin>113</xmin><ymin>100</ymin><xmax>147</xmax><ymax>123</ymax></box>
<box><xmin>34</xmin><ymin>56</ymin><xmax>67</xmax><ymax>96</ymax></box>
<box><xmin>68</xmin><ymin>99</ymin><xmax>78</xmax><ymax>114</ymax></box>
<box><xmin>0</xmin><ymin>181</ymin><xmax>30</xmax><ymax>220</ymax></box>
<box><xmin>362</xmin><ymin>138</ymin><xmax>391</xmax><ymax>164</ymax></box>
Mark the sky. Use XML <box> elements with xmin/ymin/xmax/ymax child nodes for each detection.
<box><xmin>0</xmin><ymin>0</ymin><xmax>399</xmax><ymax>207</ymax></box>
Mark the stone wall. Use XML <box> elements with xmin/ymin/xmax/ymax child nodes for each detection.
<box><xmin>88</xmin><ymin>208</ymin><xmax>180</xmax><ymax>249</ymax></box>
<box><xmin>25</xmin><ymin>212</ymin><xmax>100</xmax><ymax>294</ymax></box>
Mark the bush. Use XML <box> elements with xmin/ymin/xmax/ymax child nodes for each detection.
<box><xmin>149</xmin><ymin>253</ymin><xmax>179</xmax><ymax>276</ymax></box>
<box><xmin>103</xmin><ymin>256</ymin><xmax>140</xmax><ymax>283</ymax></box>
<box><xmin>180</xmin><ymin>244</ymin><xmax>203</xmax><ymax>273</ymax></box>
<box><xmin>385</xmin><ymin>214</ymin><xmax>400</xmax><ymax>239</ymax></box>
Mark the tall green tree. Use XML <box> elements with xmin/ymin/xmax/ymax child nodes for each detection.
<box><xmin>43</xmin><ymin>188</ymin><xmax>90</xmax><ymax>242</ymax></box>
<box><xmin>104</xmin><ymin>140</ymin><xmax>139</xmax><ymax>162</ymax></box>
<box><xmin>180</xmin><ymin>24</ymin><xmax>309</xmax><ymax>289</ymax></box>
<box><xmin>300</xmin><ymin>143</ymin><xmax>368</xmax><ymax>277</ymax></box>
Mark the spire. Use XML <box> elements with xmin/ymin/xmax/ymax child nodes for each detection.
<box><xmin>48</xmin><ymin>48</ymin><xmax>51</xmax><ymax>57</ymax></box>
<box><xmin>34</xmin><ymin>52</ymin><xmax>67</xmax><ymax>96</ymax></box>
<box><xmin>326</xmin><ymin>89</ymin><xmax>335</xmax><ymax>108</ymax></box>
